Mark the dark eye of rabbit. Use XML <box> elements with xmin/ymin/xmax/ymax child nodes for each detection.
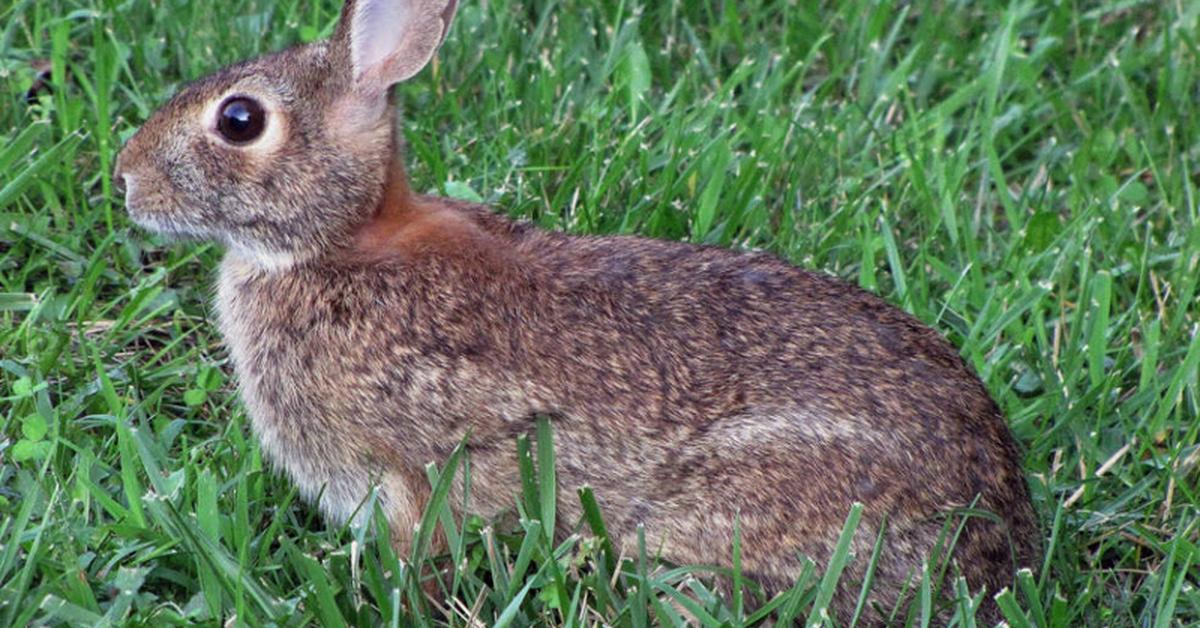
<box><xmin>216</xmin><ymin>97</ymin><xmax>266</xmax><ymax>144</ymax></box>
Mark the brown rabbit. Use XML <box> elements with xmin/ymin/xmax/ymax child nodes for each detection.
<box><xmin>114</xmin><ymin>0</ymin><xmax>1039</xmax><ymax>622</ymax></box>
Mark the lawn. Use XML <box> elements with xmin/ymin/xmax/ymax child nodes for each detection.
<box><xmin>2</xmin><ymin>0</ymin><xmax>1199</xmax><ymax>625</ymax></box>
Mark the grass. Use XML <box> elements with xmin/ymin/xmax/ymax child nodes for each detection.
<box><xmin>2</xmin><ymin>0</ymin><xmax>1199</xmax><ymax>624</ymax></box>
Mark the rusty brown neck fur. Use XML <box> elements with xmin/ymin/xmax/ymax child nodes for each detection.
<box><xmin>340</xmin><ymin>160</ymin><xmax>460</xmax><ymax>264</ymax></box>
<box><xmin>337</xmin><ymin>159</ymin><xmax>500</xmax><ymax>266</ymax></box>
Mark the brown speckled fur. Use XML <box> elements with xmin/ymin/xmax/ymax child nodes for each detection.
<box><xmin>115</xmin><ymin>0</ymin><xmax>1039</xmax><ymax>623</ymax></box>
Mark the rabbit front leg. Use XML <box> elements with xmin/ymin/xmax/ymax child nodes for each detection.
<box><xmin>365</xmin><ymin>462</ymin><xmax>455</xmax><ymax>605</ymax></box>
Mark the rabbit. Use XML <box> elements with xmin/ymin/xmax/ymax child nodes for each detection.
<box><xmin>114</xmin><ymin>0</ymin><xmax>1040</xmax><ymax>622</ymax></box>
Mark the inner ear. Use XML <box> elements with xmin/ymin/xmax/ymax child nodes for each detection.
<box><xmin>336</xmin><ymin>0</ymin><xmax>458</xmax><ymax>93</ymax></box>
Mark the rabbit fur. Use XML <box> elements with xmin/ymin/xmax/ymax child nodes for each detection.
<box><xmin>115</xmin><ymin>0</ymin><xmax>1040</xmax><ymax>621</ymax></box>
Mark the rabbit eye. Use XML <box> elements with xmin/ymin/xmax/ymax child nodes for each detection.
<box><xmin>216</xmin><ymin>97</ymin><xmax>266</xmax><ymax>144</ymax></box>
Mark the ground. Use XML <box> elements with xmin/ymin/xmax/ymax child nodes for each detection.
<box><xmin>1</xmin><ymin>0</ymin><xmax>1198</xmax><ymax>625</ymax></box>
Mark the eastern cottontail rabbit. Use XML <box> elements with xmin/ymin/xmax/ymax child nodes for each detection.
<box><xmin>115</xmin><ymin>0</ymin><xmax>1039</xmax><ymax>621</ymax></box>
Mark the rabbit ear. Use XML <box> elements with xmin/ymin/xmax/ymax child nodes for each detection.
<box><xmin>334</xmin><ymin>0</ymin><xmax>457</xmax><ymax>93</ymax></box>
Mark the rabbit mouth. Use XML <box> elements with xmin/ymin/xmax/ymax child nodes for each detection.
<box><xmin>120</xmin><ymin>175</ymin><xmax>211</xmax><ymax>240</ymax></box>
<box><xmin>125</xmin><ymin>196</ymin><xmax>212</xmax><ymax>241</ymax></box>
<box><xmin>130</xmin><ymin>212</ymin><xmax>209</xmax><ymax>241</ymax></box>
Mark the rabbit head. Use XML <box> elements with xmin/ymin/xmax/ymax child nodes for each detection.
<box><xmin>114</xmin><ymin>0</ymin><xmax>458</xmax><ymax>269</ymax></box>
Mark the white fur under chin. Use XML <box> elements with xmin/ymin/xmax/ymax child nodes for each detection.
<box><xmin>232</xmin><ymin>244</ymin><xmax>300</xmax><ymax>272</ymax></box>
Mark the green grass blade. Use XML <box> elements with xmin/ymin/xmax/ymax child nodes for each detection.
<box><xmin>807</xmin><ymin>502</ymin><xmax>864</xmax><ymax>626</ymax></box>
<box><xmin>535</xmin><ymin>416</ymin><xmax>557</xmax><ymax>544</ymax></box>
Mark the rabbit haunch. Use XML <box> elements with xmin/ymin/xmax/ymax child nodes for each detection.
<box><xmin>115</xmin><ymin>0</ymin><xmax>1039</xmax><ymax>622</ymax></box>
